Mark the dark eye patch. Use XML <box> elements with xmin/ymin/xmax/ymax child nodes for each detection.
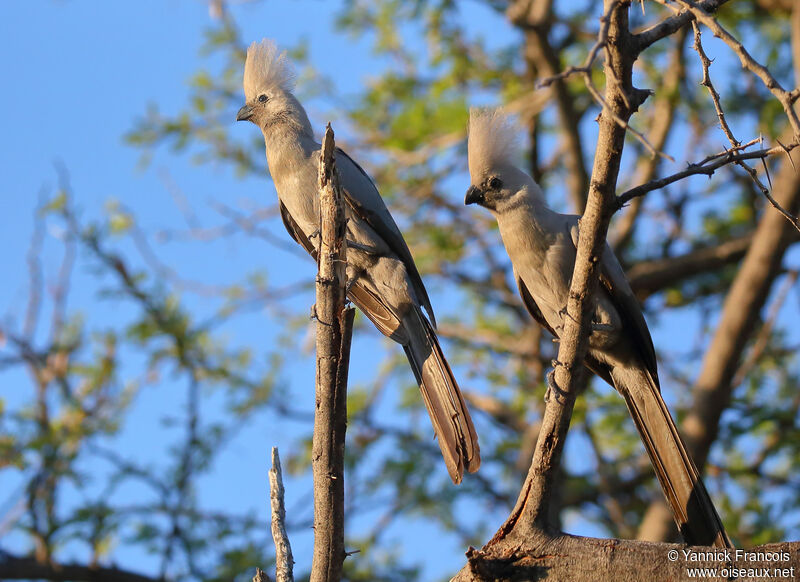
<box><xmin>489</xmin><ymin>177</ymin><xmax>502</xmax><ymax>190</ymax></box>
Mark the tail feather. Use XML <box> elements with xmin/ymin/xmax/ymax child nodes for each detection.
<box><xmin>616</xmin><ymin>369</ymin><xmax>732</xmax><ymax>547</ymax></box>
<box><xmin>404</xmin><ymin>309</ymin><xmax>480</xmax><ymax>484</ymax></box>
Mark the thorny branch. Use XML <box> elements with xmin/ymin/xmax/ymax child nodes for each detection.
<box><xmin>688</xmin><ymin>20</ymin><xmax>800</xmax><ymax>232</ymax></box>
<box><xmin>614</xmin><ymin>141</ymin><xmax>799</xmax><ymax>210</ymax></box>
<box><xmin>667</xmin><ymin>0</ymin><xmax>800</xmax><ymax>139</ymax></box>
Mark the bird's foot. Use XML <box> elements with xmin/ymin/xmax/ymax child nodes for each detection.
<box><xmin>591</xmin><ymin>322</ymin><xmax>615</xmax><ymax>333</ymax></box>
<box><xmin>310</xmin><ymin>303</ymin><xmax>318</xmax><ymax>321</ymax></box>
<box><xmin>544</xmin><ymin>363</ymin><xmax>570</xmax><ymax>404</ymax></box>
<box><xmin>346</xmin><ymin>239</ymin><xmax>381</xmax><ymax>255</ymax></box>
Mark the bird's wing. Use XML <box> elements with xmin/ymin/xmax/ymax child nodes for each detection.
<box><xmin>278</xmin><ymin>200</ymin><xmax>406</xmax><ymax>342</ymax></box>
<box><xmin>279</xmin><ymin>200</ymin><xmax>317</xmax><ymax>256</ymax></box>
<box><xmin>335</xmin><ymin>147</ymin><xmax>436</xmax><ymax>327</ymax></box>
<box><xmin>515</xmin><ymin>269</ymin><xmax>613</xmax><ymax>386</ymax></box>
<box><xmin>567</xmin><ymin>220</ymin><xmax>659</xmax><ymax>387</ymax></box>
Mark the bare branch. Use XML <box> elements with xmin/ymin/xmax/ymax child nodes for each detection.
<box><xmin>269</xmin><ymin>448</ymin><xmax>294</xmax><ymax>582</ymax></box>
<box><xmin>688</xmin><ymin>19</ymin><xmax>800</xmax><ymax>232</ymax></box>
<box><xmin>668</xmin><ymin>0</ymin><xmax>800</xmax><ymax>140</ymax></box>
<box><xmin>310</xmin><ymin>124</ymin><xmax>355</xmax><ymax>582</ymax></box>
<box><xmin>634</xmin><ymin>0</ymin><xmax>730</xmax><ymax>53</ymax></box>
<box><xmin>537</xmin><ymin>2</ymin><xmax>672</xmax><ymax>161</ymax></box>
<box><xmin>0</xmin><ymin>553</ymin><xmax>163</xmax><ymax>582</ymax></box>
<box><xmin>614</xmin><ymin>141</ymin><xmax>798</xmax><ymax>210</ymax></box>
<box><xmin>455</xmin><ymin>538</ymin><xmax>800</xmax><ymax>581</ymax></box>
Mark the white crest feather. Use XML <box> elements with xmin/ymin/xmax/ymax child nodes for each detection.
<box><xmin>467</xmin><ymin>107</ymin><xmax>520</xmax><ymax>176</ymax></box>
<box><xmin>243</xmin><ymin>39</ymin><xmax>296</xmax><ymax>101</ymax></box>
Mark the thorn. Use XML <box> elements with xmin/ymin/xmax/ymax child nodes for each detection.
<box><xmin>761</xmin><ymin>156</ymin><xmax>772</xmax><ymax>190</ymax></box>
<box><xmin>776</xmin><ymin>139</ymin><xmax>796</xmax><ymax>174</ymax></box>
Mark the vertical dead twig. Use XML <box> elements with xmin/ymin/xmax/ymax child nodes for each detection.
<box><xmin>269</xmin><ymin>448</ymin><xmax>294</xmax><ymax>582</ymax></box>
<box><xmin>309</xmin><ymin>124</ymin><xmax>355</xmax><ymax>582</ymax></box>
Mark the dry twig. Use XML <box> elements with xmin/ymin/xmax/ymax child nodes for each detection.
<box><xmin>269</xmin><ymin>448</ymin><xmax>294</xmax><ymax>582</ymax></box>
<box><xmin>309</xmin><ymin>124</ymin><xmax>355</xmax><ymax>582</ymax></box>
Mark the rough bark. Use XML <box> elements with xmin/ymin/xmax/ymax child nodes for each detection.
<box><xmin>309</xmin><ymin>125</ymin><xmax>355</xmax><ymax>582</ymax></box>
<box><xmin>269</xmin><ymin>447</ymin><xmax>294</xmax><ymax>582</ymax></box>
<box><xmin>454</xmin><ymin>537</ymin><xmax>800</xmax><ymax>582</ymax></box>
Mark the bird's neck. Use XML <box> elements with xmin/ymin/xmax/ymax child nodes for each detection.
<box><xmin>494</xmin><ymin>192</ymin><xmax>555</xmax><ymax>255</ymax></box>
<box><xmin>262</xmin><ymin>122</ymin><xmax>318</xmax><ymax>180</ymax></box>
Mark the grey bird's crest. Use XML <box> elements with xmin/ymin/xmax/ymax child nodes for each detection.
<box><xmin>243</xmin><ymin>39</ymin><xmax>296</xmax><ymax>101</ymax></box>
<box><xmin>467</xmin><ymin>107</ymin><xmax>520</xmax><ymax>177</ymax></box>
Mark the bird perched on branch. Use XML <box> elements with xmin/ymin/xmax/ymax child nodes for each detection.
<box><xmin>236</xmin><ymin>39</ymin><xmax>479</xmax><ymax>483</ymax></box>
<box><xmin>464</xmin><ymin>107</ymin><xmax>731</xmax><ymax>547</ymax></box>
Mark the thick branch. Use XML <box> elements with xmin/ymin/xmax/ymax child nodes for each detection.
<box><xmin>310</xmin><ymin>125</ymin><xmax>355</xmax><ymax>582</ymax></box>
<box><xmin>626</xmin><ymin>233</ymin><xmax>751</xmax><ymax>299</ymax></box>
<box><xmin>0</xmin><ymin>554</ymin><xmax>162</xmax><ymax>582</ymax></box>
<box><xmin>455</xmin><ymin>536</ymin><xmax>800</xmax><ymax>582</ymax></box>
<box><xmin>634</xmin><ymin>0</ymin><xmax>730</xmax><ymax>53</ymax></box>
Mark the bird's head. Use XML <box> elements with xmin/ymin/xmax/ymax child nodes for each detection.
<box><xmin>464</xmin><ymin>107</ymin><xmax>537</xmax><ymax>213</ymax></box>
<box><xmin>236</xmin><ymin>39</ymin><xmax>312</xmax><ymax>135</ymax></box>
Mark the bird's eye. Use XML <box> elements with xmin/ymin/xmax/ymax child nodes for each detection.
<box><xmin>489</xmin><ymin>177</ymin><xmax>502</xmax><ymax>190</ymax></box>
<box><xmin>258</xmin><ymin>94</ymin><xmax>268</xmax><ymax>103</ymax></box>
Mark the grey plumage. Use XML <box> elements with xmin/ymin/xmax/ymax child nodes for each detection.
<box><xmin>465</xmin><ymin>107</ymin><xmax>731</xmax><ymax>547</ymax></box>
<box><xmin>237</xmin><ymin>40</ymin><xmax>480</xmax><ymax>483</ymax></box>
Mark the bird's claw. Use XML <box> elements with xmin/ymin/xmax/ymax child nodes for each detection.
<box><xmin>310</xmin><ymin>303</ymin><xmax>318</xmax><ymax>320</ymax></box>
<box><xmin>591</xmin><ymin>322</ymin><xmax>615</xmax><ymax>333</ymax></box>
<box><xmin>544</xmin><ymin>366</ymin><xmax>569</xmax><ymax>404</ymax></box>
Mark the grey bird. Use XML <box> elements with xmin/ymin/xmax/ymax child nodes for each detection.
<box><xmin>236</xmin><ymin>39</ymin><xmax>479</xmax><ymax>483</ymax></box>
<box><xmin>464</xmin><ymin>108</ymin><xmax>731</xmax><ymax>547</ymax></box>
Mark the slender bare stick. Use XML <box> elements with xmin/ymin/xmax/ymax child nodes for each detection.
<box><xmin>269</xmin><ymin>448</ymin><xmax>294</xmax><ymax>582</ymax></box>
<box><xmin>614</xmin><ymin>142</ymin><xmax>798</xmax><ymax>210</ymax></box>
<box><xmin>664</xmin><ymin>0</ymin><xmax>800</xmax><ymax>140</ymax></box>
<box><xmin>309</xmin><ymin>124</ymin><xmax>355</xmax><ymax>582</ymax></box>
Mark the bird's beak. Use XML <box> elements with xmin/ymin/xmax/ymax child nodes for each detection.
<box><xmin>236</xmin><ymin>104</ymin><xmax>254</xmax><ymax>122</ymax></box>
<box><xmin>464</xmin><ymin>185</ymin><xmax>485</xmax><ymax>206</ymax></box>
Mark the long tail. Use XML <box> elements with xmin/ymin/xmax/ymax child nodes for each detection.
<box><xmin>403</xmin><ymin>308</ymin><xmax>480</xmax><ymax>484</ymax></box>
<box><xmin>616</xmin><ymin>369</ymin><xmax>732</xmax><ymax>548</ymax></box>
